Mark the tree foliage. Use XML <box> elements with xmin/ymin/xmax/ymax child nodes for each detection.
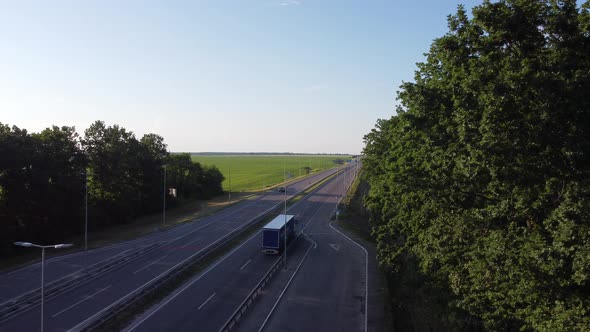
<box><xmin>363</xmin><ymin>1</ymin><xmax>590</xmax><ymax>330</ymax></box>
<box><xmin>166</xmin><ymin>153</ymin><xmax>224</xmax><ymax>202</ymax></box>
<box><xmin>0</xmin><ymin>121</ymin><xmax>224</xmax><ymax>256</ymax></box>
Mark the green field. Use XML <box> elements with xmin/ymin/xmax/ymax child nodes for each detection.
<box><xmin>190</xmin><ymin>154</ymin><xmax>351</xmax><ymax>192</ymax></box>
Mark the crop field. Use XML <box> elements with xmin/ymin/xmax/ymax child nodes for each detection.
<box><xmin>190</xmin><ymin>154</ymin><xmax>351</xmax><ymax>192</ymax></box>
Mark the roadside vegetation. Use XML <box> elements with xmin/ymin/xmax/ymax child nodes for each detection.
<box><xmin>191</xmin><ymin>154</ymin><xmax>350</xmax><ymax>192</ymax></box>
<box><xmin>0</xmin><ymin>121</ymin><xmax>224</xmax><ymax>259</ymax></box>
<box><xmin>363</xmin><ymin>1</ymin><xmax>590</xmax><ymax>331</ymax></box>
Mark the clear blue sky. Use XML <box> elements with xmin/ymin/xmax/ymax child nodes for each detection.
<box><xmin>0</xmin><ymin>0</ymin><xmax>481</xmax><ymax>154</ymax></box>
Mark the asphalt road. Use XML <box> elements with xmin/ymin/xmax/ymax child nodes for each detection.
<box><xmin>237</xmin><ymin>164</ymin><xmax>368</xmax><ymax>332</ymax></box>
<box><xmin>0</xmin><ymin>168</ymin><xmax>339</xmax><ymax>332</ymax></box>
<box><xmin>123</xmin><ymin>170</ymin><xmax>340</xmax><ymax>331</ymax></box>
<box><xmin>123</xmin><ymin>164</ymin><xmax>365</xmax><ymax>332</ymax></box>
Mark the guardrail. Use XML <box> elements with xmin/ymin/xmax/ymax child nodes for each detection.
<box><xmin>0</xmin><ymin>241</ymin><xmax>167</xmax><ymax>324</ymax></box>
<box><xmin>220</xmin><ymin>166</ymin><xmax>353</xmax><ymax>332</ymax></box>
<box><xmin>218</xmin><ymin>230</ymin><xmax>318</xmax><ymax>332</ymax></box>
<box><xmin>75</xmin><ymin>203</ymin><xmax>284</xmax><ymax>332</ymax></box>
<box><xmin>219</xmin><ymin>255</ymin><xmax>284</xmax><ymax>332</ymax></box>
<box><xmin>72</xmin><ymin>169</ymin><xmax>341</xmax><ymax>332</ymax></box>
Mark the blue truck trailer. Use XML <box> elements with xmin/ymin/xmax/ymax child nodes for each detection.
<box><xmin>261</xmin><ymin>214</ymin><xmax>296</xmax><ymax>255</ymax></box>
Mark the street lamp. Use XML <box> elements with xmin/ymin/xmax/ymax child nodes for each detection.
<box><xmin>283</xmin><ymin>158</ymin><xmax>288</xmax><ymax>267</ymax></box>
<box><xmin>163</xmin><ymin>165</ymin><xmax>167</xmax><ymax>227</ymax></box>
<box><xmin>82</xmin><ymin>171</ymin><xmax>88</xmax><ymax>270</ymax></box>
<box><xmin>14</xmin><ymin>242</ymin><xmax>73</xmax><ymax>332</ymax></box>
<box><xmin>228</xmin><ymin>164</ymin><xmax>232</xmax><ymax>203</ymax></box>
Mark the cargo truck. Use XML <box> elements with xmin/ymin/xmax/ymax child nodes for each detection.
<box><xmin>261</xmin><ymin>214</ymin><xmax>295</xmax><ymax>255</ymax></box>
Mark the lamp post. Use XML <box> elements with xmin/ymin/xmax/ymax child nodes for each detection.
<box><xmin>83</xmin><ymin>172</ymin><xmax>88</xmax><ymax>270</ymax></box>
<box><xmin>14</xmin><ymin>242</ymin><xmax>73</xmax><ymax>332</ymax></box>
<box><xmin>79</xmin><ymin>171</ymin><xmax>88</xmax><ymax>270</ymax></box>
<box><xmin>163</xmin><ymin>165</ymin><xmax>167</xmax><ymax>227</ymax></box>
<box><xmin>228</xmin><ymin>164</ymin><xmax>232</xmax><ymax>202</ymax></box>
<box><xmin>283</xmin><ymin>158</ymin><xmax>287</xmax><ymax>267</ymax></box>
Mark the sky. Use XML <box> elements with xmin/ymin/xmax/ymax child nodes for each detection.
<box><xmin>0</xmin><ymin>0</ymin><xmax>482</xmax><ymax>154</ymax></box>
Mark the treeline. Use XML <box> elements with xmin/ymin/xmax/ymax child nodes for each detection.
<box><xmin>363</xmin><ymin>1</ymin><xmax>589</xmax><ymax>331</ymax></box>
<box><xmin>0</xmin><ymin>121</ymin><xmax>224</xmax><ymax>255</ymax></box>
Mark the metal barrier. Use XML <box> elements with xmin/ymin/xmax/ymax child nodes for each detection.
<box><xmin>74</xmin><ymin>203</ymin><xmax>284</xmax><ymax>332</ymax></box>
<box><xmin>218</xmin><ymin>255</ymin><xmax>284</xmax><ymax>332</ymax></box>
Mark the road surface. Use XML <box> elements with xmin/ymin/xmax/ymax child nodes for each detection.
<box><xmin>0</xmin><ymin>169</ymin><xmax>339</xmax><ymax>332</ymax></box>
<box><xmin>124</xmin><ymin>164</ymin><xmax>367</xmax><ymax>332</ymax></box>
<box><xmin>238</xmin><ymin>164</ymin><xmax>368</xmax><ymax>332</ymax></box>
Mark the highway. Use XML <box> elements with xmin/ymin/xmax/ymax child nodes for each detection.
<box><xmin>123</xmin><ymin>164</ymin><xmax>365</xmax><ymax>332</ymax></box>
<box><xmin>0</xmin><ymin>168</ymin><xmax>339</xmax><ymax>332</ymax></box>
<box><xmin>237</xmin><ymin>164</ymin><xmax>367</xmax><ymax>332</ymax></box>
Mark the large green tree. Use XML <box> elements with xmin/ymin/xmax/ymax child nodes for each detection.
<box><xmin>138</xmin><ymin>133</ymin><xmax>169</xmax><ymax>213</ymax></box>
<box><xmin>82</xmin><ymin>121</ymin><xmax>144</xmax><ymax>224</ymax></box>
<box><xmin>0</xmin><ymin>124</ymin><xmax>38</xmax><ymax>253</ymax></box>
<box><xmin>0</xmin><ymin>124</ymin><xmax>86</xmax><ymax>252</ymax></box>
<box><xmin>363</xmin><ymin>0</ymin><xmax>590</xmax><ymax>330</ymax></box>
<box><xmin>1</xmin><ymin>120</ymin><xmax>225</xmax><ymax>256</ymax></box>
<box><xmin>165</xmin><ymin>153</ymin><xmax>224</xmax><ymax>201</ymax></box>
<box><xmin>32</xmin><ymin>126</ymin><xmax>86</xmax><ymax>241</ymax></box>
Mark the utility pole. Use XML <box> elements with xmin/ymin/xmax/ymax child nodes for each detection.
<box><xmin>284</xmin><ymin>157</ymin><xmax>287</xmax><ymax>268</ymax></box>
<box><xmin>84</xmin><ymin>171</ymin><xmax>88</xmax><ymax>270</ymax></box>
<box><xmin>163</xmin><ymin>165</ymin><xmax>167</xmax><ymax>226</ymax></box>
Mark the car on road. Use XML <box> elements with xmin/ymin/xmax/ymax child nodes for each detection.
<box><xmin>277</xmin><ymin>187</ymin><xmax>285</xmax><ymax>192</ymax></box>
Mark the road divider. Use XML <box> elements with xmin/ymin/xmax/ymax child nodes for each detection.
<box><xmin>255</xmin><ymin>234</ymin><xmax>316</xmax><ymax>332</ymax></box>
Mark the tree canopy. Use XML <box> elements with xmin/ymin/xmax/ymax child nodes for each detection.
<box><xmin>363</xmin><ymin>0</ymin><xmax>590</xmax><ymax>330</ymax></box>
<box><xmin>0</xmin><ymin>121</ymin><xmax>224</xmax><ymax>256</ymax></box>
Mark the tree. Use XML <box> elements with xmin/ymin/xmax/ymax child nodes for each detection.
<box><xmin>138</xmin><ymin>134</ymin><xmax>169</xmax><ymax>213</ymax></box>
<box><xmin>202</xmin><ymin>165</ymin><xmax>224</xmax><ymax>198</ymax></box>
<box><xmin>32</xmin><ymin>126</ymin><xmax>86</xmax><ymax>242</ymax></box>
<box><xmin>363</xmin><ymin>1</ymin><xmax>590</xmax><ymax>330</ymax></box>
<box><xmin>0</xmin><ymin>125</ymin><xmax>86</xmax><ymax>253</ymax></box>
<box><xmin>165</xmin><ymin>153</ymin><xmax>224</xmax><ymax>202</ymax></box>
<box><xmin>82</xmin><ymin>121</ymin><xmax>144</xmax><ymax>225</ymax></box>
<box><xmin>0</xmin><ymin>120</ymin><xmax>225</xmax><ymax>259</ymax></box>
<box><xmin>0</xmin><ymin>124</ymin><xmax>37</xmax><ymax>253</ymax></box>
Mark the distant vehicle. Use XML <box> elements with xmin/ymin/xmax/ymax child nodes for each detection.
<box><xmin>262</xmin><ymin>214</ymin><xmax>296</xmax><ymax>255</ymax></box>
<box><xmin>277</xmin><ymin>187</ymin><xmax>285</xmax><ymax>192</ymax></box>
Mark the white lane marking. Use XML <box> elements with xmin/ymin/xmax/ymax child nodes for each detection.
<box><xmin>133</xmin><ymin>256</ymin><xmax>168</xmax><ymax>274</ymax></box>
<box><xmin>301</xmin><ymin>233</ymin><xmax>318</xmax><ymax>249</ymax></box>
<box><xmin>329</xmin><ymin>244</ymin><xmax>340</xmax><ymax>251</ymax></box>
<box><xmin>326</xmin><ymin>167</ymin><xmax>368</xmax><ymax>331</ymax></box>
<box><xmin>181</xmin><ymin>237</ymin><xmax>203</xmax><ymax>249</ymax></box>
<box><xmin>127</xmin><ymin>183</ymin><xmax>331</xmax><ymax>331</ymax></box>
<box><xmin>125</xmin><ymin>231</ymin><xmax>263</xmax><ymax>332</ymax></box>
<box><xmin>329</xmin><ymin>222</ymin><xmax>369</xmax><ymax>332</ymax></box>
<box><xmin>197</xmin><ymin>292</ymin><xmax>216</xmax><ymax>310</ymax></box>
<box><xmin>170</xmin><ymin>221</ymin><xmax>224</xmax><ymax>243</ymax></box>
<box><xmin>239</xmin><ymin>259</ymin><xmax>252</xmax><ymax>271</ymax></box>
<box><xmin>0</xmin><ymin>248</ymin><xmax>133</xmax><ymax>308</ymax></box>
<box><xmin>257</xmin><ymin>236</ymin><xmax>315</xmax><ymax>332</ymax></box>
<box><xmin>76</xmin><ymin>170</ymin><xmax>339</xmax><ymax>332</ymax></box>
<box><xmin>209</xmin><ymin>224</ymin><xmax>226</xmax><ymax>232</ymax></box>
<box><xmin>259</xmin><ymin>169</ymin><xmax>361</xmax><ymax>332</ymax></box>
<box><xmin>51</xmin><ymin>285</ymin><xmax>112</xmax><ymax>318</ymax></box>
